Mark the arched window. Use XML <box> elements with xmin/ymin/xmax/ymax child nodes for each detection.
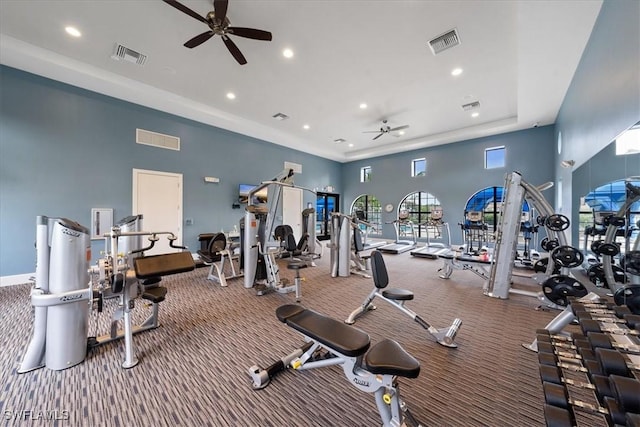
<box><xmin>398</xmin><ymin>191</ymin><xmax>442</xmax><ymax>238</ymax></box>
<box><xmin>464</xmin><ymin>186</ymin><xmax>530</xmax><ymax>235</ymax></box>
<box><xmin>350</xmin><ymin>194</ymin><xmax>382</xmax><ymax>236</ymax></box>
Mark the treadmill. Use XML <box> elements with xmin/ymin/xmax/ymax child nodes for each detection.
<box><xmin>353</xmin><ymin>210</ymin><xmax>387</xmax><ymax>250</ymax></box>
<box><xmin>411</xmin><ymin>222</ymin><xmax>453</xmax><ymax>259</ymax></box>
<box><xmin>378</xmin><ymin>211</ymin><xmax>417</xmax><ymax>254</ymax></box>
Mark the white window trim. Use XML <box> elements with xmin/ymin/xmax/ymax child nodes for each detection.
<box><xmin>484</xmin><ymin>146</ymin><xmax>506</xmax><ymax>169</ymax></box>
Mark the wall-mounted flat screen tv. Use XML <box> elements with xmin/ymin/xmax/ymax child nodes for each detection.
<box><xmin>239</xmin><ymin>184</ymin><xmax>268</xmax><ymax>204</ymax></box>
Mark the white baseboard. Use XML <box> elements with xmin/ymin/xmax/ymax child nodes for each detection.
<box><xmin>1</xmin><ymin>273</ymin><xmax>34</xmax><ymax>287</ymax></box>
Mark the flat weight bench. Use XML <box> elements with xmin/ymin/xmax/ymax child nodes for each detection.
<box><xmin>248</xmin><ymin>304</ymin><xmax>423</xmax><ymax>427</ymax></box>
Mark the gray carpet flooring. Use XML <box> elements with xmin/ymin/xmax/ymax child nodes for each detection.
<box><xmin>0</xmin><ymin>252</ymin><xmax>601</xmax><ymax>426</ymax></box>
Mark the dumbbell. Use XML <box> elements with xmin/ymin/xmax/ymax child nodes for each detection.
<box><xmin>595</xmin><ymin>347</ymin><xmax>640</xmax><ymax>380</ymax></box>
<box><xmin>537</xmin><ymin>330</ymin><xmax>598</xmax><ymax>362</ymax></box>
<box><xmin>587</xmin><ymin>331</ymin><xmax>640</xmax><ymax>354</ymax></box>
<box><xmin>543</xmin><ymin>376</ymin><xmax>640</xmax><ymax>426</ymax></box>
<box><xmin>578</xmin><ymin>315</ymin><xmax>640</xmax><ymax>337</ymax></box>
<box><xmin>572</xmin><ymin>302</ymin><xmax>632</xmax><ymax>319</ymax></box>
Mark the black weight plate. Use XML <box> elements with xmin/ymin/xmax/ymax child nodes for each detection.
<box><xmin>541</xmin><ymin>237</ymin><xmax>560</xmax><ymax>252</ymax></box>
<box><xmin>546</xmin><ymin>214</ymin><xmax>570</xmax><ymax>231</ymax></box>
<box><xmin>603</xmin><ymin>215</ymin><xmax>626</xmax><ymax>227</ymax></box>
<box><xmin>597</xmin><ymin>242</ymin><xmax>620</xmax><ymax>257</ymax></box>
<box><xmin>596</xmin><ymin>348</ymin><xmax>630</xmax><ymax>377</ymax></box>
<box><xmin>590</xmin><ymin>240</ymin><xmax>603</xmax><ymax>254</ymax></box>
<box><xmin>587</xmin><ymin>264</ymin><xmax>605</xmax><ymax>285</ymax></box>
<box><xmin>551</xmin><ymin>246</ymin><xmax>584</xmax><ymax>268</ymax></box>
<box><xmin>609</xmin><ymin>375</ymin><xmax>640</xmax><ymax>413</ymax></box>
<box><xmin>536</xmin><ymin>215</ymin><xmax>547</xmax><ymax>226</ymax></box>
<box><xmin>611</xmin><ymin>265</ymin><xmax>628</xmax><ymax>284</ymax></box>
<box><xmin>534</xmin><ymin>257</ymin><xmax>561</xmax><ymax>275</ymax></box>
<box><xmin>613</xmin><ymin>285</ymin><xmax>640</xmax><ymax>315</ymax></box>
<box><xmin>542</xmin><ymin>275</ymin><xmax>588</xmax><ymax>306</ymax></box>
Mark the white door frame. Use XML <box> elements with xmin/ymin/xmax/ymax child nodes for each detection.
<box><xmin>132</xmin><ymin>168</ymin><xmax>183</xmax><ymax>250</ymax></box>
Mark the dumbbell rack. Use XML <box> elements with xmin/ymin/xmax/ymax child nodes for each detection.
<box><xmin>537</xmin><ymin>298</ymin><xmax>640</xmax><ymax>426</ymax></box>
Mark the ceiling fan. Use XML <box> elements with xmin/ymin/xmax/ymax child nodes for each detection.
<box><xmin>363</xmin><ymin>120</ymin><xmax>410</xmax><ymax>141</ymax></box>
<box><xmin>162</xmin><ymin>0</ymin><xmax>272</xmax><ymax>65</ymax></box>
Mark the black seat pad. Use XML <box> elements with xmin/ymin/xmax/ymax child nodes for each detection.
<box><xmin>142</xmin><ymin>287</ymin><xmax>167</xmax><ymax>303</ymax></box>
<box><xmin>382</xmin><ymin>288</ymin><xmax>414</xmax><ymax>300</ymax></box>
<box><xmin>288</xmin><ymin>262</ymin><xmax>307</xmax><ymax>270</ymax></box>
<box><xmin>276</xmin><ymin>305</ymin><xmax>370</xmax><ymax>357</ymax></box>
<box><xmin>134</xmin><ymin>252</ymin><xmax>195</xmax><ymax>279</ymax></box>
<box><xmin>363</xmin><ymin>339</ymin><xmax>420</xmax><ymax>378</ymax></box>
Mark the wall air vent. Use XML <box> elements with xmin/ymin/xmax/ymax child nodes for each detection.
<box><xmin>462</xmin><ymin>101</ymin><xmax>480</xmax><ymax>111</ymax></box>
<box><xmin>428</xmin><ymin>29</ymin><xmax>460</xmax><ymax>55</ymax></box>
<box><xmin>112</xmin><ymin>43</ymin><xmax>147</xmax><ymax>65</ymax></box>
<box><xmin>136</xmin><ymin>129</ymin><xmax>180</xmax><ymax>151</ymax></box>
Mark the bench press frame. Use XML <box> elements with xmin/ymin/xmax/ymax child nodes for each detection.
<box><xmin>248</xmin><ymin>304</ymin><xmax>423</xmax><ymax>427</ymax></box>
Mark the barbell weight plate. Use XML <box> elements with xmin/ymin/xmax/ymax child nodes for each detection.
<box><xmin>546</xmin><ymin>214</ymin><xmax>570</xmax><ymax>231</ymax></box>
<box><xmin>534</xmin><ymin>257</ymin><xmax>560</xmax><ymax>274</ymax></box>
<box><xmin>542</xmin><ymin>275</ymin><xmax>588</xmax><ymax>307</ymax></box>
<box><xmin>613</xmin><ymin>285</ymin><xmax>640</xmax><ymax>315</ymax></box>
<box><xmin>541</xmin><ymin>237</ymin><xmax>560</xmax><ymax>252</ymax></box>
<box><xmin>590</xmin><ymin>240</ymin><xmax>603</xmax><ymax>254</ymax></box>
<box><xmin>587</xmin><ymin>264</ymin><xmax>605</xmax><ymax>285</ymax></box>
<box><xmin>536</xmin><ymin>215</ymin><xmax>547</xmax><ymax>226</ymax></box>
<box><xmin>597</xmin><ymin>242</ymin><xmax>620</xmax><ymax>257</ymax></box>
<box><xmin>603</xmin><ymin>215</ymin><xmax>626</xmax><ymax>227</ymax></box>
<box><xmin>551</xmin><ymin>246</ymin><xmax>585</xmax><ymax>268</ymax></box>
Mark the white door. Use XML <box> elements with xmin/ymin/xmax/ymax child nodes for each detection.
<box><xmin>132</xmin><ymin>168</ymin><xmax>183</xmax><ymax>255</ymax></box>
<box><xmin>283</xmin><ymin>187</ymin><xmax>303</xmax><ymax>241</ymax></box>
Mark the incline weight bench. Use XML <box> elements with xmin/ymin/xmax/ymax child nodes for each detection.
<box><xmin>248</xmin><ymin>304</ymin><xmax>423</xmax><ymax>427</ymax></box>
<box><xmin>345</xmin><ymin>250</ymin><xmax>463</xmax><ymax>348</ymax></box>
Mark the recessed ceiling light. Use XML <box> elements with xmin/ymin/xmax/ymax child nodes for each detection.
<box><xmin>471</xmin><ymin>112</ymin><xmax>479</xmax><ymax>118</ymax></box>
<box><xmin>398</xmin><ymin>130</ymin><xmax>405</xmax><ymax>135</ymax></box>
<box><xmin>303</xmin><ymin>124</ymin><xmax>310</xmax><ymax>130</ymax></box>
<box><xmin>359</xmin><ymin>103</ymin><xmax>367</xmax><ymax>109</ymax></box>
<box><xmin>348</xmin><ymin>143</ymin><xmax>354</xmax><ymax>147</ymax></box>
<box><xmin>226</xmin><ymin>92</ymin><xmax>236</xmax><ymax>100</ymax></box>
<box><xmin>283</xmin><ymin>48</ymin><xmax>294</xmax><ymax>58</ymax></box>
<box><xmin>451</xmin><ymin>68</ymin><xmax>463</xmax><ymax>76</ymax></box>
<box><xmin>65</xmin><ymin>26</ymin><xmax>81</xmax><ymax>37</ymax></box>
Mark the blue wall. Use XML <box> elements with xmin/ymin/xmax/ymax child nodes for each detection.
<box><xmin>554</xmin><ymin>0</ymin><xmax>640</xmax><ymax>243</ymax></box>
<box><xmin>0</xmin><ymin>66</ymin><xmax>342</xmax><ymax>276</ymax></box>
<box><xmin>342</xmin><ymin>126</ymin><xmax>556</xmax><ymax>241</ymax></box>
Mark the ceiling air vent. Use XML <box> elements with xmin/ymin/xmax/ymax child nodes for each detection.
<box><xmin>272</xmin><ymin>113</ymin><xmax>290</xmax><ymax>121</ymax></box>
<box><xmin>136</xmin><ymin>129</ymin><xmax>180</xmax><ymax>151</ymax></box>
<box><xmin>112</xmin><ymin>43</ymin><xmax>147</xmax><ymax>66</ymax></box>
<box><xmin>462</xmin><ymin>101</ymin><xmax>480</xmax><ymax>111</ymax></box>
<box><xmin>428</xmin><ymin>29</ymin><xmax>460</xmax><ymax>55</ymax></box>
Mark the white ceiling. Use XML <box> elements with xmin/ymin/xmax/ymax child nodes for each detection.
<box><xmin>0</xmin><ymin>0</ymin><xmax>602</xmax><ymax>162</ymax></box>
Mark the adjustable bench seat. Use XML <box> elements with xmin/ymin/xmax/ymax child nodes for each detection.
<box><xmin>141</xmin><ymin>287</ymin><xmax>168</xmax><ymax>304</ymax></box>
<box><xmin>134</xmin><ymin>252</ymin><xmax>195</xmax><ymax>279</ymax></box>
<box><xmin>276</xmin><ymin>304</ymin><xmax>370</xmax><ymax>357</ymax></box>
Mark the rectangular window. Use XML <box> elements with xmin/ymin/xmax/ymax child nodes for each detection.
<box><xmin>615</xmin><ymin>125</ymin><xmax>640</xmax><ymax>155</ymax></box>
<box><xmin>485</xmin><ymin>146</ymin><xmax>505</xmax><ymax>169</ymax></box>
<box><xmin>411</xmin><ymin>158</ymin><xmax>426</xmax><ymax>177</ymax></box>
<box><xmin>360</xmin><ymin>166</ymin><xmax>372</xmax><ymax>182</ymax></box>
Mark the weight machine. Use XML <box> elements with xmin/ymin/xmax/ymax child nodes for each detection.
<box><xmin>243</xmin><ymin>169</ymin><xmax>317</xmax><ymax>299</ymax></box>
<box><xmin>20</xmin><ymin>215</ymin><xmax>194</xmax><ymax>372</ymax></box>
<box><xmin>328</xmin><ymin>212</ymin><xmax>371</xmax><ymax>278</ymax></box>
<box><xmin>484</xmin><ymin>172</ymin><xmax>587</xmax><ymax>306</ymax></box>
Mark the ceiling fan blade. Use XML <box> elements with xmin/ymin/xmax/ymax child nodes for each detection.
<box><xmin>184</xmin><ymin>31</ymin><xmax>215</xmax><ymax>49</ymax></box>
<box><xmin>389</xmin><ymin>125</ymin><xmax>409</xmax><ymax>132</ymax></box>
<box><xmin>372</xmin><ymin>133</ymin><xmax>385</xmax><ymax>140</ymax></box>
<box><xmin>363</xmin><ymin>130</ymin><xmax>382</xmax><ymax>133</ymax></box>
<box><xmin>162</xmin><ymin>0</ymin><xmax>208</xmax><ymax>24</ymax></box>
<box><xmin>222</xmin><ymin>35</ymin><xmax>247</xmax><ymax>65</ymax></box>
<box><xmin>214</xmin><ymin>0</ymin><xmax>228</xmax><ymax>25</ymax></box>
<box><xmin>227</xmin><ymin>27</ymin><xmax>273</xmax><ymax>41</ymax></box>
